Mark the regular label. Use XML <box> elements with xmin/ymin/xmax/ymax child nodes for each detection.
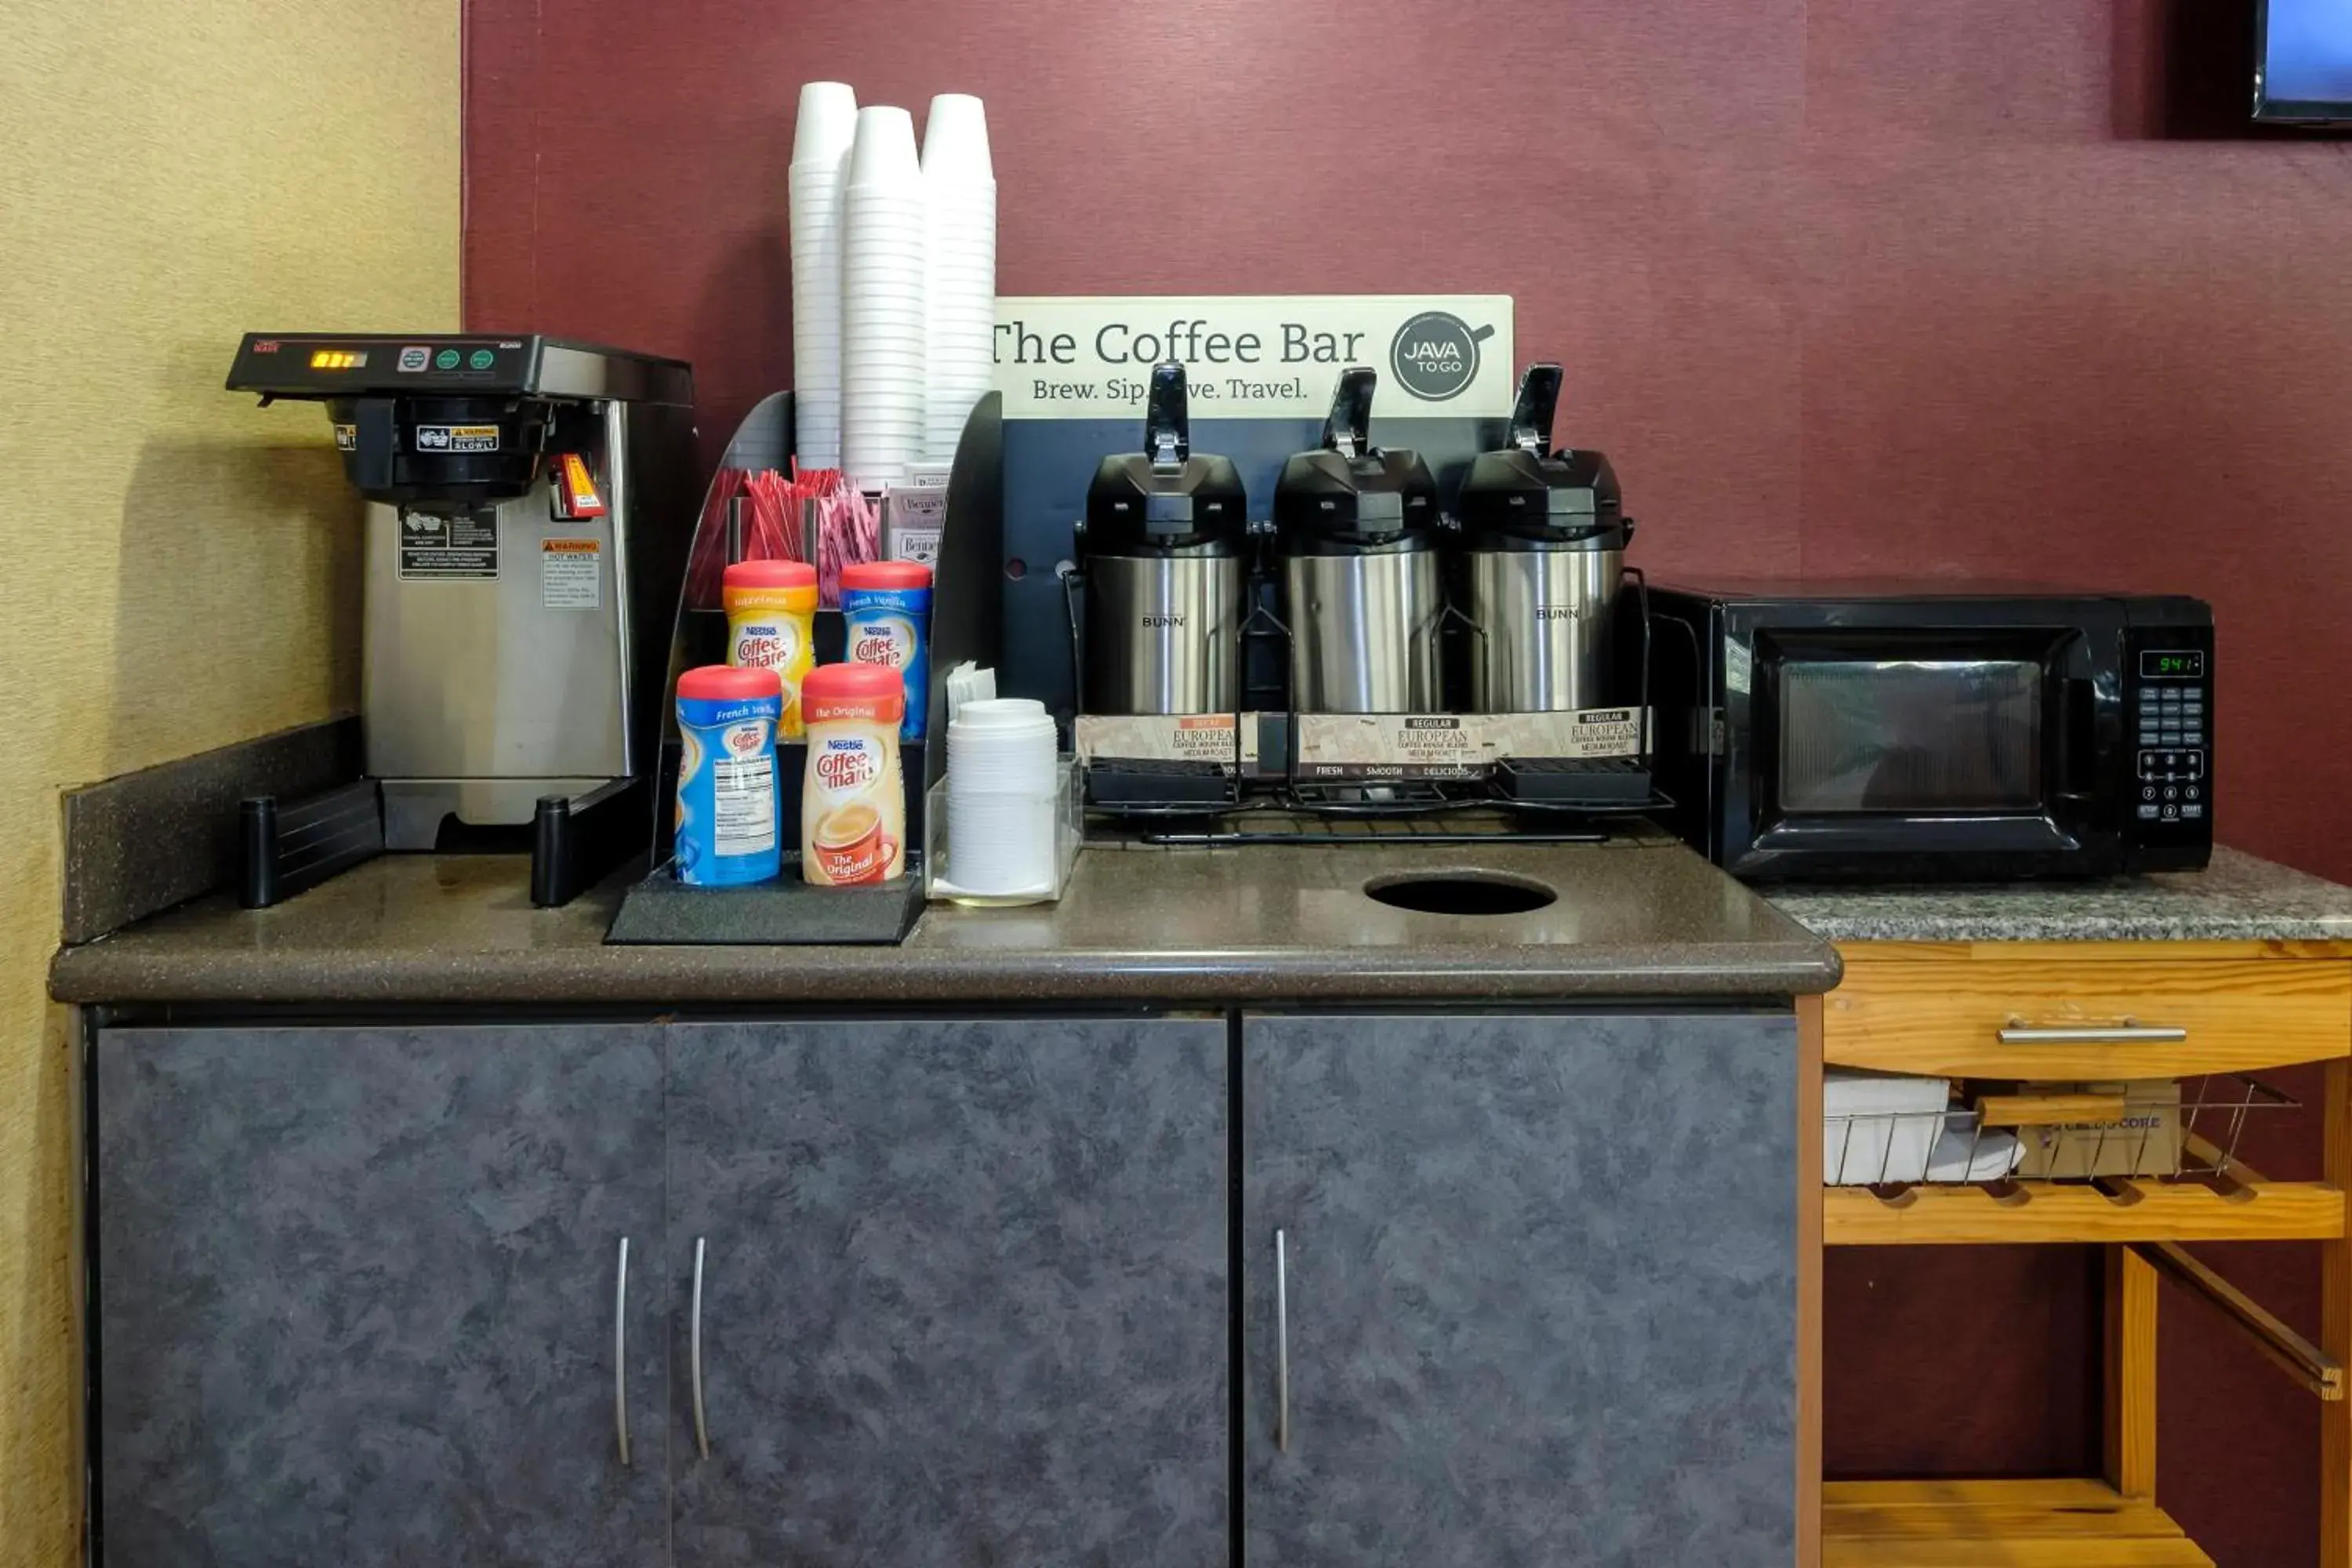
<box><xmin>711</xmin><ymin>753</ymin><xmax>778</xmax><ymax>855</ymax></box>
<box><xmin>414</xmin><ymin>423</ymin><xmax>501</xmax><ymax>453</ymax></box>
<box><xmin>397</xmin><ymin>511</ymin><xmax>499</xmax><ymax>579</ymax></box>
<box><xmin>541</xmin><ymin>538</ymin><xmax>601</xmax><ymax>609</ymax></box>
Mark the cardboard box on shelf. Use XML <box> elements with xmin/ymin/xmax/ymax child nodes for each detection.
<box><xmin>2009</xmin><ymin>1080</ymin><xmax>2183</xmax><ymax>1179</ymax></box>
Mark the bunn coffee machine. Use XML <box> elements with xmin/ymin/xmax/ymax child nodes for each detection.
<box><xmin>1454</xmin><ymin>363</ymin><xmax>1631</xmax><ymax>712</ymax></box>
<box><xmin>226</xmin><ymin>333</ymin><xmax>697</xmax><ymax>903</ymax></box>
<box><xmin>1071</xmin><ymin>363</ymin><xmax>1250</xmax><ymax>714</ymax></box>
<box><xmin>1273</xmin><ymin>368</ymin><xmax>1443</xmax><ymax>713</ymax></box>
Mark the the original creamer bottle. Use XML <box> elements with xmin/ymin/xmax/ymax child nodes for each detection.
<box><xmin>723</xmin><ymin>559</ymin><xmax>819</xmax><ymax>738</ymax></box>
<box><xmin>800</xmin><ymin>661</ymin><xmax>906</xmax><ymax>886</ymax></box>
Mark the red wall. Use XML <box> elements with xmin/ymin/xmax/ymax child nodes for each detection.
<box><xmin>466</xmin><ymin>2</ymin><xmax>2352</xmax><ymax>1560</ymax></box>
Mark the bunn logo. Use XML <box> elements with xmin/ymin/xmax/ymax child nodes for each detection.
<box><xmin>1537</xmin><ymin>605</ymin><xmax>1584</xmax><ymax>621</ymax></box>
<box><xmin>1142</xmin><ymin>614</ymin><xmax>1186</xmax><ymax>627</ymax></box>
<box><xmin>1388</xmin><ymin>310</ymin><xmax>1496</xmax><ymax>402</ymax></box>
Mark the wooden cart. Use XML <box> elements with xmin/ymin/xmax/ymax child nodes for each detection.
<box><xmin>1804</xmin><ymin>938</ymin><xmax>2352</xmax><ymax>1566</ymax></box>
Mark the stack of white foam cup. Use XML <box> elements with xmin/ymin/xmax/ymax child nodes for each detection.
<box><xmin>919</xmin><ymin>93</ymin><xmax>996</xmax><ymax>465</ymax></box>
<box><xmin>787</xmin><ymin>82</ymin><xmax>856</xmax><ymax>471</ymax></box>
<box><xmin>840</xmin><ymin>105</ymin><xmax>927</xmax><ymax>490</ymax></box>
<box><xmin>946</xmin><ymin>698</ymin><xmax>1058</xmax><ymax>895</ymax></box>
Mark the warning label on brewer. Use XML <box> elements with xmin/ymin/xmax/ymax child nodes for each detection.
<box><xmin>415</xmin><ymin>423</ymin><xmax>501</xmax><ymax>453</ymax></box>
<box><xmin>397</xmin><ymin>511</ymin><xmax>498</xmax><ymax>580</ymax></box>
<box><xmin>541</xmin><ymin>538</ymin><xmax>601</xmax><ymax>609</ymax></box>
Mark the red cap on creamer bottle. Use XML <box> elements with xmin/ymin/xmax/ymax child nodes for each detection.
<box><xmin>800</xmin><ymin>659</ymin><xmax>904</xmax><ymax>724</ymax></box>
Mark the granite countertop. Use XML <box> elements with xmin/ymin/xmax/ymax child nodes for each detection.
<box><xmin>49</xmin><ymin>838</ymin><xmax>1840</xmax><ymax>1007</ymax></box>
<box><xmin>1766</xmin><ymin>847</ymin><xmax>2352</xmax><ymax>945</ymax></box>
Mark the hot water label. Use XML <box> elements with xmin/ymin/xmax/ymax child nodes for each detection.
<box><xmin>541</xmin><ymin>538</ymin><xmax>601</xmax><ymax>609</ymax></box>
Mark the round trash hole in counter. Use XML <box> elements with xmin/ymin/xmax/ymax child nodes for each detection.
<box><xmin>1361</xmin><ymin>873</ymin><xmax>1558</xmax><ymax>916</ymax></box>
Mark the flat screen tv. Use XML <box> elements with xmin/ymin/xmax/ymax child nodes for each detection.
<box><xmin>2257</xmin><ymin>0</ymin><xmax>2352</xmax><ymax>123</ymax></box>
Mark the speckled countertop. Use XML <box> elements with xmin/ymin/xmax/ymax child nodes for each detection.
<box><xmin>48</xmin><ymin>838</ymin><xmax>1839</xmax><ymax>1007</ymax></box>
<box><xmin>1766</xmin><ymin>847</ymin><xmax>2352</xmax><ymax>945</ymax></box>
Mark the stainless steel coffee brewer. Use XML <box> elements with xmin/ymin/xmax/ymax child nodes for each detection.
<box><xmin>1454</xmin><ymin>363</ymin><xmax>1631</xmax><ymax>712</ymax></box>
<box><xmin>1274</xmin><ymin>368</ymin><xmax>1443</xmax><ymax>713</ymax></box>
<box><xmin>227</xmin><ymin>334</ymin><xmax>698</xmax><ymax>851</ymax></box>
<box><xmin>1072</xmin><ymin>363</ymin><xmax>1249</xmax><ymax>714</ymax></box>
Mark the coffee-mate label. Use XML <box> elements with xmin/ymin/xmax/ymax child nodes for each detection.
<box><xmin>725</xmin><ymin>589</ymin><xmax>816</xmax><ymax>739</ymax></box>
<box><xmin>801</xmin><ymin>691</ymin><xmax>906</xmax><ymax>886</ymax></box>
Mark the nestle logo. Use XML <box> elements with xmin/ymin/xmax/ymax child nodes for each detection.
<box><xmin>1142</xmin><ymin>614</ymin><xmax>1185</xmax><ymax>628</ymax></box>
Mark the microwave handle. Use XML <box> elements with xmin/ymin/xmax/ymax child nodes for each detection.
<box><xmin>2049</xmin><ymin>674</ymin><xmax>2096</xmax><ymax>803</ymax></box>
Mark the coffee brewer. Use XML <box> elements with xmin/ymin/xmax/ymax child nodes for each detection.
<box><xmin>227</xmin><ymin>334</ymin><xmax>697</xmax><ymax>889</ymax></box>
<box><xmin>1072</xmin><ymin>363</ymin><xmax>1249</xmax><ymax>714</ymax></box>
<box><xmin>1454</xmin><ymin>364</ymin><xmax>1630</xmax><ymax>712</ymax></box>
<box><xmin>1274</xmin><ymin>368</ymin><xmax>1443</xmax><ymax>713</ymax></box>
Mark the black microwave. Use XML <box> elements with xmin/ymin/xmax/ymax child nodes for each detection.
<box><xmin>1646</xmin><ymin>584</ymin><xmax>2213</xmax><ymax>881</ymax></box>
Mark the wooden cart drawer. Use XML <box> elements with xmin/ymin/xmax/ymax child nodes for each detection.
<box><xmin>1825</xmin><ymin>952</ymin><xmax>2351</xmax><ymax>1078</ymax></box>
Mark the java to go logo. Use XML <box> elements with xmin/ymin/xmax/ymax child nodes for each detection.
<box><xmin>1389</xmin><ymin>310</ymin><xmax>1497</xmax><ymax>402</ymax></box>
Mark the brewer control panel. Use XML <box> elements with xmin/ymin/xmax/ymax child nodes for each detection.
<box><xmin>227</xmin><ymin>333</ymin><xmax>693</xmax><ymax>406</ymax></box>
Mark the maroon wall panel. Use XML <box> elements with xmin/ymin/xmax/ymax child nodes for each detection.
<box><xmin>466</xmin><ymin>2</ymin><xmax>2352</xmax><ymax>1560</ymax></box>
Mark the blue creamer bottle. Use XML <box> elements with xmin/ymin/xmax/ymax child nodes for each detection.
<box><xmin>673</xmin><ymin>664</ymin><xmax>783</xmax><ymax>885</ymax></box>
<box><xmin>840</xmin><ymin>560</ymin><xmax>933</xmax><ymax>741</ymax></box>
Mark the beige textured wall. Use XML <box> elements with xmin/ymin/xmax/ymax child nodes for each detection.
<box><xmin>0</xmin><ymin>2</ymin><xmax>459</xmax><ymax>1555</ymax></box>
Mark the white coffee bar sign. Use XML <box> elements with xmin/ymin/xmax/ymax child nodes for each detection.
<box><xmin>992</xmin><ymin>295</ymin><xmax>1515</xmax><ymax>419</ymax></box>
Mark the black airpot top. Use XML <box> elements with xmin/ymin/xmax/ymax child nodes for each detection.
<box><xmin>1457</xmin><ymin>363</ymin><xmax>1628</xmax><ymax>551</ymax></box>
<box><xmin>1077</xmin><ymin>363</ymin><xmax>1248</xmax><ymax>557</ymax></box>
<box><xmin>1272</xmin><ymin>368</ymin><xmax>1440</xmax><ymax>556</ymax></box>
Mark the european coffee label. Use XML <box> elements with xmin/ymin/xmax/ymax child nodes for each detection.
<box><xmin>1074</xmin><ymin>709</ymin><xmax>1643</xmax><ymax>771</ymax></box>
<box><xmin>993</xmin><ymin>296</ymin><xmax>1515</xmax><ymax>419</ymax></box>
<box><xmin>1291</xmin><ymin>710</ymin><xmax>1644</xmax><ymax>770</ymax></box>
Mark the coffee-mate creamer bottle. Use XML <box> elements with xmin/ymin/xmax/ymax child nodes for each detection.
<box><xmin>723</xmin><ymin>559</ymin><xmax>818</xmax><ymax>738</ymax></box>
<box><xmin>800</xmin><ymin>661</ymin><xmax>906</xmax><ymax>886</ymax></box>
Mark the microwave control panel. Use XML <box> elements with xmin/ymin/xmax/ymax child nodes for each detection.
<box><xmin>2127</xmin><ymin>631</ymin><xmax>2212</xmax><ymax>839</ymax></box>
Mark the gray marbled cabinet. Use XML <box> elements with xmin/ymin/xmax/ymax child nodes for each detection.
<box><xmin>93</xmin><ymin>1010</ymin><xmax>1799</xmax><ymax>1566</ymax></box>
<box><xmin>664</xmin><ymin>1018</ymin><xmax>1229</xmax><ymax>1567</ymax></box>
<box><xmin>1243</xmin><ymin>1013</ymin><xmax>1798</xmax><ymax>1568</ymax></box>
<box><xmin>95</xmin><ymin>1025</ymin><xmax>670</xmax><ymax>1568</ymax></box>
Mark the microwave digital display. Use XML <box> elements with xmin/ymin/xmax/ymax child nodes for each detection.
<box><xmin>1779</xmin><ymin>659</ymin><xmax>2042</xmax><ymax>814</ymax></box>
<box><xmin>2140</xmin><ymin>649</ymin><xmax>2205</xmax><ymax>681</ymax></box>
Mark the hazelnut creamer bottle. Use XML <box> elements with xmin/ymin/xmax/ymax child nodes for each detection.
<box><xmin>800</xmin><ymin>661</ymin><xmax>906</xmax><ymax>886</ymax></box>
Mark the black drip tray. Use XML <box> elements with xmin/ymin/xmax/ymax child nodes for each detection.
<box><xmin>607</xmin><ymin>862</ymin><xmax>924</xmax><ymax>945</ymax></box>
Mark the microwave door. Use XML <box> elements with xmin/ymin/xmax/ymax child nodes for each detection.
<box><xmin>1737</xmin><ymin>639</ymin><xmax>2105</xmax><ymax>874</ymax></box>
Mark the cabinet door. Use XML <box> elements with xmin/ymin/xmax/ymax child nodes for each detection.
<box><xmin>94</xmin><ymin>1025</ymin><xmax>667</xmax><ymax>1568</ymax></box>
<box><xmin>667</xmin><ymin>1018</ymin><xmax>1227</xmax><ymax>1567</ymax></box>
<box><xmin>1243</xmin><ymin>1012</ymin><xmax>1797</xmax><ymax>1568</ymax></box>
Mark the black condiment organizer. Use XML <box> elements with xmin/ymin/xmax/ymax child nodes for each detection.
<box><xmin>605</xmin><ymin>390</ymin><xmax>1004</xmax><ymax>945</ymax></box>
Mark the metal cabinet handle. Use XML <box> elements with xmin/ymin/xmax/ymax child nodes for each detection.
<box><xmin>691</xmin><ymin>1236</ymin><xmax>711</xmax><ymax>1461</ymax></box>
<box><xmin>1275</xmin><ymin>1229</ymin><xmax>1290</xmax><ymax>1454</ymax></box>
<box><xmin>1998</xmin><ymin>1020</ymin><xmax>2188</xmax><ymax>1044</ymax></box>
<box><xmin>614</xmin><ymin>1237</ymin><xmax>631</xmax><ymax>1468</ymax></box>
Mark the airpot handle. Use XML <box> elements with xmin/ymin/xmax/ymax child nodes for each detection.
<box><xmin>1322</xmin><ymin>366</ymin><xmax>1378</xmax><ymax>459</ymax></box>
<box><xmin>1509</xmin><ymin>363</ymin><xmax>1563</xmax><ymax>456</ymax></box>
<box><xmin>1145</xmin><ymin>362</ymin><xmax>1190</xmax><ymax>470</ymax></box>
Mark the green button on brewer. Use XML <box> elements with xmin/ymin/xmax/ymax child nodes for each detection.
<box><xmin>469</xmin><ymin>349</ymin><xmax>495</xmax><ymax>369</ymax></box>
<box><xmin>434</xmin><ymin>348</ymin><xmax>460</xmax><ymax>370</ymax></box>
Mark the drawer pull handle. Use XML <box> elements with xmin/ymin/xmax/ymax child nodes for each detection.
<box><xmin>1998</xmin><ymin>1019</ymin><xmax>2187</xmax><ymax>1045</ymax></box>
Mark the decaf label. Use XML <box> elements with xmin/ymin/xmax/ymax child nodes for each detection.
<box><xmin>993</xmin><ymin>295</ymin><xmax>1514</xmax><ymax>419</ymax></box>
